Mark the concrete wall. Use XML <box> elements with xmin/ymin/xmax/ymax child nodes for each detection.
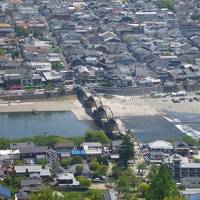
<box><xmin>0</xmin><ymin>90</ymin><xmax>75</xmax><ymax>101</ymax></box>
<box><xmin>181</xmin><ymin>177</ymin><xmax>200</xmax><ymax>188</ymax></box>
<box><xmin>92</xmin><ymin>85</ymin><xmax>163</xmax><ymax>96</ymax></box>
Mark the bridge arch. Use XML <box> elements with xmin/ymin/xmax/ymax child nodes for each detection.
<box><xmin>87</xmin><ymin>94</ymin><xmax>102</xmax><ymax>108</ymax></box>
<box><xmin>95</xmin><ymin>105</ymin><xmax>114</xmax><ymax>121</ymax></box>
<box><xmin>107</xmin><ymin>117</ymin><xmax>127</xmax><ymax>136</ymax></box>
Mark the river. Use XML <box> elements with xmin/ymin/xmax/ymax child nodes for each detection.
<box><xmin>0</xmin><ymin>111</ymin><xmax>98</xmax><ymax>138</ymax></box>
<box><xmin>0</xmin><ymin>111</ymin><xmax>198</xmax><ymax>142</ymax></box>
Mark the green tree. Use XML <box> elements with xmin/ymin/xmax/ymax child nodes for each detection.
<box><xmin>96</xmin><ymin>155</ymin><xmax>109</xmax><ymax>165</ymax></box>
<box><xmin>164</xmin><ymin>197</ymin><xmax>186</xmax><ymax>200</ymax></box>
<box><xmin>118</xmin><ymin>136</ymin><xmax>135</xmax><ymax>169</ymax></box>
<box><xmin>90</xmin><ymin>160</ymin><xmax>100</xmax><ymax>171</ymax></box>
<box><xmin>71</xmin><ymin>156</ymin><xmax>82</xmax><ymax>165</ymax></box>
<box><xmin>32</xmin><ymin>135</ymin><xmax>69</xmax><ymax>146</ymax></box>
<box><xmin>85</xmin><ymin>130</ymin><xmax>110</xmax><ymax>145</ymax></box>
<box><xmin>52</xmin><ymin>47</ymin><xmax>60</xmax><ymax>53</ymax></box>
<box><xmin>51</xmin><ymin>61</ymin><xmax>64</xmax><ymax>71</ymax></box>
<box><xmin>191</xmin><ymin>13</ymin><xmax>200</xmax><ymax>21</ymax></box>
<box><xmin>116</xmin><ymin>170</ymin><xmax>139</xmax><ymax>196</ymax></box>
<box><xmin>117</xmin><ymin>174</ymin><xmax>129</xmax><ymax>193</ymax></box>
<box><xmin>29</xmin><ymin>27</ymin><xmax>43</xmax><ymax>38</ymax></box>
<box><xmin>75</xmin><ymin>165</ymin><xmax>83</xmax><ymax>176</ymax></box>
<box><xmin>0</xmin><ymin>49</ymin><xmax>5</xmax><ymax>57</ymax></box>
<box><xmin>60</xmin><ymin>158</ymin><xmax>71</xmax><ymax>169</ymax></box>
<box><xmin>138</xmin><ymin>182</ymin><xmax>149</xmax><ymax>197</ymax></box>
<box><xmin>11</xmin><ymin>50</ymin><xmax>20</xmax><ymax>59</ymax></box>
<box><xmin>30</xmin><ymin>188</ymin><xmax>65</xmax><ymax>200</ymax></box>
<box><xmin>77</xmin><ymin>176</ymin><xmax>92</xmax><ymax>187</ymax></box>
<box><xmin>148</xmin><ymin>164</ymin><xmax>159</xmax><ymax>181</ymax></box>
<box><xmin>146</xmin><ymin>165</ymin><xmax>180</xmax><ymax>200</ymax></box>
<box><xmin>111</xmin><ymin>165</ymin><xmax>123</xmax><ymax>179</ymax></box>
<box><xmin>14</xmin><ymin>160</ymin><xmax>24</xmax><ymax>166</ymax></box>
<box><xmin>58</xmin><ymin>85</ymin><xmax>66</xmax><ymax>96</ymax></box>
<box><xmin>0</xmin><ymin>138</ymin><xmax>10</xmax><ymax>149</ymax></box>
<box><xmin>159</xmin><ymin>0</ymin><xmax>174</xmax><ymax>10</ymax></box>
<box><xmin>99</xmin><ymin>165</ymin><xmax>108</xmax><ymax>176</ymax></box>
<box><xmin>3</xmin><ymin>176</ymin><xmax>22</xmax><ymax>194</ymax></box>
<box><xmin>15</xmin><ymin>26</ymin><xmax>28</xmax><ymax>37</ymax></box>
<box><xmin>137</xmin><ymin>162</ymin><xmax>147</xmax><ymax>177</ymax></box>
<box><xmin>37</xmin><ymin>159</ymin><xmax>48</xmax><ymax>168</ymax></box>
<box><xmin>181</xmin><ymin>135</ymin><xmax>197</xmax><ymax>146</ymax></box>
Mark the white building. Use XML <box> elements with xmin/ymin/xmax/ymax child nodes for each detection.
<box><xmin>55</xmin><ymin>173</ymin><xmax>80</xmax><ymax>187</ymax></box>
<box><xmin>148</xmin><ymin>140</ymin><xmax>174</xmax><ymax>154</ymax></box>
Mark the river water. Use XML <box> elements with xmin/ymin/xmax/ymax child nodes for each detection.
<box><xmin>123</xmin><ymin>111</ymin><xmax>200</xmax><ymax>142</ymax></box>
<box><xmin>0</xmin><ymin>111</ymin><xmax>199</xmax><ymax>142</ymax></box>
<box><xmin>0</xmin><ymin>111</ymin><xmax>97</xmax><ymax>138</ymax></box>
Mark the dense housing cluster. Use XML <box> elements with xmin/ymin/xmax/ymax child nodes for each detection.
<box><xmin>0</xmin><ymin>0</ymin><xmax>200</xmax><ymax>96</ymax></box>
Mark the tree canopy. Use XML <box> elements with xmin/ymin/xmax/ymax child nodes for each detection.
<box><xmin>159</xmin><ymin>0</ymin><xmax>174</xmax><ymax>10</ymax></box>
<box><xmin>191</xmin><ymin>13</ymin><xmax>200</xmax><ymax>21</ymax></box>
<box><xmin>51</xmin><ymin>61</ymin><xmax>64</xmax><ymax>71</ymax></box>
<box><xmin>181</xmin><ymin>135</ymin><xmax>198</xmax><ymax>146</ymax></box>
<box><xmin>15</xmin><ymin>26</ymin><xmax>28</xmax><ymax>37</ymax></box>
<box><xmin>118</xmin><ymin>136</ymin><xmax>135</xmax><ymax>169</ymax></box>
<box><xmin>0</xmin><ymin>49</ymin><xmax>5</xmax><ymax>57</ymax></box>
<box><xmin>85</xmin><ymin>130</ymin><xmax>110</xmax><ymax>145</ymax></box>
<box><xmin>164</xmin><ymin>197</ymin><xmax>186</xmax><ymax>200</ymax></box>
<box><xmin>146</xmin><ymin>165</ymin><xmax>180</xmax><ymax>200</ymax></box>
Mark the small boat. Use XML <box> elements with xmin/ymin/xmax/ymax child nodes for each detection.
<box><xmin>32</xmin><ymin>109</ymin><xmax>37</xmax><ymax>115</ymax></box>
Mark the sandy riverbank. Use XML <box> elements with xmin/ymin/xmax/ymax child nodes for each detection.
<box><xmin>0</xmin><ymin>96</ymin><xmax>91</xmax><ymax>120</ymax></box>
<box><xmin>0</xmin><ymin>93</ymin><xmax>199</xmax><ymax>120</ymax></box>
<box><xmin>99</xmin><ymin>94</ymin><xmax>200</xmax><ymax>117</ymax></box>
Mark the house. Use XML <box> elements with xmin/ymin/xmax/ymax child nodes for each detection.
<box><xmin>67</xmin><ymin>163</ymin><xmax>91</xmax><ymax>177</ymax></box>
<box><xmin>19</xmin><ymin>146</ymin><xmax>48</xmax><ymax>159</ymax></box>
<box><xmin>15</xmin><ymin>190</ymin><xmax>29</xmax><ymax>200</ymax></box>
<box><xmin>60</xmin><ymin>70</ymin><xmax>74</xmax><ymax>84</ymax></box>
<box><xmin>10</xmin><ymin>142</ymin><xmax>35</xmax><ymax>150</ymax></box>
<box><xmin>20</xmin><ymin>178</ymin><xmax>42</xmax><ymax>193</ymax></box>
<box><xmin>46</xmin><ymin>149</ymin><xmax>58</xmax><ymax>164</ymax></box>
<box><xmin>164</xmin><ymin>154</ymin><xmax>189</xmax><ymax>182</ymax></box>
<box><xmin>180</xmin><ymin>163</ymin><xmax>200</xmax><ymax>188</ymax></box>
<box><xmin>15</xmin><ymin>165</ymin><xmax>51</xmax><ymax>178</ymax></box>
<box><xmin>3</xmin><ymin>69</ymin><xmax>27</xmax><ymax>90</ymax></box>
<box><xmin>81</xmin><ymin>142</ymin><xmax>103</xmax><ymax>160</ymax></box>
<box><xmin>43</xmin><ymin>71</ymin><xmax>62</xmax><ymax>84</ymax></box>
<box><xmin>148</xmin><ymin>140</ymin><xmax>174</xmax><ymax>155</ymax></box>
<box><xmin>111</xmin><ymin>140</ymin><xmax>123</xmax><ymax>154</ymax></box>
<box><xmin>182</xmin><ymin>189</ymin><xmax>200</xmax><ymax>200</ymax></box>
<box><xmin>0</xmin><ymin>185</ymin><xmax>11</xmax><ymax>200</ymax></box>
<box><xmin>55</xmin><ymin>173</ymin><xmax>80</xmax><ymax>187</ymax></box>
<box><xmin>77</xmin><ymin>66</ymin><xmax>90</xmax><ymax>82</ymax></box>
<box><xmin>0</xmin><ymin>23</ymin><xmax>13</xmax><ymax>36</ymax></box>
<box><xmin>149</xmin><ymin>151</ymin><xmax>168</xmax><ymax>164</ymax></box>
<box><xmin>54</xmin><ymin>143</ymin><xmax>74</xmax><ymax>159</ymax></box>
<box><xmin>174</xmin><ymin>141</ymin><xmax>190</xmax><ymax>156</ymax></box>
<box><xmin>135</xmin><ymin>11</ymin><xmax>158</xmax><ymax>22</ymax></box>
<box><xmin>0</xmin><ymin>149</ymin><xmax>20</xmax><ymax>162</ymax></box>
<box><xmin>70</xmin><ymin>149</ymin><xmax>85</xmax><ymax>157</ymax></box>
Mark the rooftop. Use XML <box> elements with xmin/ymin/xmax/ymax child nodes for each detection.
<box><xmin>148</xmin><ymin>140</ymin><xmax>173</xmax><ymax>150</ymax></box>
<box><xmin>180</xmin><ymin>163</ymin><xmax>200</xmax><ymax>169</ymax></box>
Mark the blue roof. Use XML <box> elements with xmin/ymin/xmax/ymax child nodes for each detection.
<box><xmin>71</xmin><ymin>149</ymin><xmax>85</xmax><ymax>155</ymax></box>
<box><xmin>0</xmin><ymin>185</ymin><xmax>11</xmax><ymax>198</ymax></box>
<box><xmin>189</xmin><ymin>194</ymin><xmax>200</xmax><ymax>200</ymax></box>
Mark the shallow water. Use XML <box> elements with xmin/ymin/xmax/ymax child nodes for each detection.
<box><xmin>122</xmin><ymin>111</ymin><xmax>200</xmax><ymax>142</ymax></box>
<box><xmin>0</xmin><ymin>110</ymin><xmax>199</xmax><ymax>143</ymax></box>
<box><xmin>0</xmin><ymin>111</ymin><xmax>98</xmax><ymax>138</ymax></box>
<box><xmin>122</xmin><ymin>115</ymin><xmax>185</xmax><ymax>142</ymax></box>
